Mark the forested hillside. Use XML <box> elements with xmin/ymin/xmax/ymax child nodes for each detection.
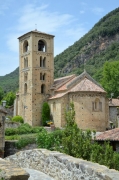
<box><xmin>54</xmin><ymin>7</ymin><xmax>119</xmax><ymax>82</ymax></box>
<box><xmin>1</xmin><ymin>7</ymin><xmax>119</xmax><ymax>92</ymax></box>
<box><xmin>0</xmin><ymin>67</ymin><xmax>19</xmax><ymax>92</ymax></box>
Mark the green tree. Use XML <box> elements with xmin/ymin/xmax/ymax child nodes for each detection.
<box><xmin>101</xmin><ymin>61</ymin><xmax>119</xmax><ymax>97</ymax></box>
<box><xmin>2</xmin><ymin>91</ymin><xmax>16</xmax><ymax>106</ymax></box>
<box><xmin>41</xmin><ymin>102</ymin><xmax>50</xmax><ymax>126</ymax></box>
<box><xmin>0</xmin><ymin>87</ymin><xmax>4</xmax><ymax>102</ymax></box>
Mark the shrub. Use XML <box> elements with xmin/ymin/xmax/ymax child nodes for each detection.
<box><xmin>41</xmin><ymin>102</ymin><xmax>50</xmax><ymax>126</ymax></box>
<box><xmin>5</xmin><ymin>128</ymin><xmax>19</xmax><ymax>136</ymax></box>
<box><xmin>15</xmin><ymin>137</ymin><xmax>36</xmax><ymax>149</ymax></box>
<box><xmin>5</xmin><ymin>123</ymin><xmax>45</xmax><ymax>136</ymax></box>
<box><xmin>12</xmin><ymin>116</ymin><xmax>24</xmax><ymax>123</ymax></box>
<box><xmin>36</xmin><ymin>129</ymin><xmax>63</xmax><ymax>150</ymax></box>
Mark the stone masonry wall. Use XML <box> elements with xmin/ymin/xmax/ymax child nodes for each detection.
<box><xmin>6</xmin><ymin>149</ymin><xmax>119</xmax><ymax>180</ymax></box>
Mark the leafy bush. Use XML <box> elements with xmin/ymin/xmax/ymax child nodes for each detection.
<box><xmin>15</xmin><ymin>137</ymin><xmax>36</xmax><ymax>149</ymax></box>
<box><xmin>12</xmin><ymin>116</ymin><xmax>24</xmax><ymax>123</ymax></box>
<box><xmin>5</xmin><ymin>123</ymin><xmax>44</xmax><ymax>136</ymax></box>
<box><xmin>5</xmin><ymin>135</ymin><xmax>20</xmax><ymax>140</ymax></box>
<box><xmin>41</xmin><ymin>102</ymin><xmax>50</xmax><ymax>126</ymax></box>
<box><xmin>36</xmin><ymin>129</ymin><xmax>63</xmax><ymax>150</ymax></box>
<box><xmin>5</xmin><ymin>128</ymin><xmax>19</xmax><ymax>136</ymax></box>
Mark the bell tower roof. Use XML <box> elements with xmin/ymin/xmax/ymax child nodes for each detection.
<box><xmin>18</xmin><ymin>30</ymin><xmax>55</xmax><ymax>39</ymax></box>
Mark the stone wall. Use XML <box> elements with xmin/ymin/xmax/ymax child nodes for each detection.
<box><xmin>0</xmin><ymin>158</ymin><xmax>29</xmax><ymax>180</ymax></box>
<box><xmin>5</xmin><ymin>121</ymin><xmax>21</xmax><ymax>129</ymax></box>
<box><xmin>6</xmin><ymin>149</ymin><xmax>119</xmax><ymax>180</ymax></box>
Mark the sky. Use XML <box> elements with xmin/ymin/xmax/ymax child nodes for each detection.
<box><xmin>0</xmin><ymin>0</ymin><xmax>119</xmax><ymax>76</ymax></box>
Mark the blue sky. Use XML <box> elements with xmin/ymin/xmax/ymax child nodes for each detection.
<box><xmin>0</xmin><ymin>0</ymin><xmax>119</xmax><ymax>76</ymax></box>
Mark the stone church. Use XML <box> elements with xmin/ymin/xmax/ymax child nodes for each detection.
<box><xmin>14</xmin><ymin>30</ymin><xmax>109</xmax><ymax>132</ymax></box>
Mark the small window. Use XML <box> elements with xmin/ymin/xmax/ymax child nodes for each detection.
<box><xmin>41</xmin><ymin>84</ymin><xmax>45</xmax><ymax>94</ymax></box>
<box><xmin>43</xmin><ymin>57</ymin><xmax>46</xmax><ymax>67</ymax></box>
<box><xmin>42</xmin><ymin>73</ymin><xmax>45</xmax><ymax>80</ymax></box>
<box><xmin>24</xmin><ymin>83</ymin><xmax>27</xmax><ymax>94</ymax></box>
<box><xmin>40</xmin><ymin>56</ymin><xmax>42</xmax><ymax>67</ymax></box>
<box><xmin>24</xmin><ymin>57</ymin><xmax>28</xmax><ymax>68</ymax></box>
<box><xmin>40</xmin><ymin>73</ymin><xmax>42</xmax><ymax>80</ymax></box>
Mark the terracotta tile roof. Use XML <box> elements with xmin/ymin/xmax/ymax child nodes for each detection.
<box><xmin>51</xmin><ymin>74</ymin><xmax>75</xmax><ymax>90</ymax></box>
<box><xmin>48</xmin><ymin>92</ymin><xmax>67</xmax><ymax>100</ymax></box>
<box><xmin>70</xmin><ymin>78</ymin><xmax>106</xmax><ymax>93</ymax></box>
<box><xmin>96</xmin><ymin>128</ymin><xmax>119</xmax><ymax>141</ymax></box>
<box><xmin>109</xmin><ymin>99</ymin><xmax>119</xmax><ymax>107</ymax></box>
<box><xmin>56</xmin><ymin>76</ymin><xmax>76</xmax><ymax>91</ymax></box>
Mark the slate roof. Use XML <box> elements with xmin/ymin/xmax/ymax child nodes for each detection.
<box><xmin>109</xmin><ymin>98</ymin><xmax>119</xmax><ymax>107</ymax></box>
<box><xmin>96</xmin><ymin>128</ymin><xmax>119</xmax><ymax>141</ymax></box>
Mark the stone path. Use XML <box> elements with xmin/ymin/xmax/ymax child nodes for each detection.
<box><xmin>24</xmin><ymin>168</ymin><xmax>54</xmax><ymax>180</ymax></box>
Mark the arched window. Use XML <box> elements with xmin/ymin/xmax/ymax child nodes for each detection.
<box><xmin>24</xmin><ymin>83</ymin><xmax>27</xmax><ymax>94</ymax></box>
<box><xmin>24</xmin><ymin>57</ymin><xmax>28</xmax><ymax>68</ymax></box>
<box><xmin>40</xmin><ymin>73</ymin><xmax>42</xmax><ymax>80</ymax></box>
<box><xmin>42</xmin><ymin>73</ymin><xmax>45</xmax><ymax>80</ymax></box>
<box><xmin>43</xmin><ymin>57</ymin><xmax>46</xmax><ymax>67</ymax></box>
<box><xmin>24</xmin><ymin>73</ymin><xmax>28</xmax><ymax>82</ymax></box>
<box><xmin>23</xmin><ymin>40</ymin><xmax>29</xmax><ymax>53</ymax></box>
<box><xmin>40</xmin><ymin>56</ymin><xmax>42</xmax><ymax>67</ymax></box>
<box><xmin>41</xmin><ymin>84</ymin><xmax>45</xmax><ymax>94</ymax></box>
<box><xmin>38</xmin><ymin>40</ymin><xmax>46</xmax><ymax>52</ymax></box>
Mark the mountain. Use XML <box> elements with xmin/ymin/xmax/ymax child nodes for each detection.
<box><xmin>0</xmin><ymin>67</ymin><xmax>19</xmax><ymax>92</ymax></box>
<box><xmin>54</xmin><ymin>7</ymin><xmax>119</xmax><ymax>81</ymax></box>
<box><xmin>1</xmin><ymin>7</ymin><xmax>119</xmax><ymax>92</ymax></box>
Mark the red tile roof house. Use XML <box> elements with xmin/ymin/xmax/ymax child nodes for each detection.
<box><xmin>96</xmin><ymin>128</ymin><xmax>119</xmax><ymax>152</ymax></box>
<box><xmin>109</xmin><ymin>98</ymin><xmax>119</xmax><ymax>128</ymax></box>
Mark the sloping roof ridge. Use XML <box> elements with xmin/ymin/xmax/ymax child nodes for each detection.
<box><xmin>54</xmin><ymin>74</ymin><xmax>76</xmax><ymax>90</ymax></box>
<box><xmin>54</xmin><ymin>74</ymin><xmax>75</xmax><ymax>81</ymax></box>
<box><xmin>18</xmin><ymin>30</ymin><xmax>55</xmax><ymax>39</ymax></box>
<box><xmin>67</xmin><ymin>70</ymin><xmax>104</xmax><ymax>90</ymax></box>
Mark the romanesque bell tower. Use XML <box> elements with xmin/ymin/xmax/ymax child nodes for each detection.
<box><xmin>18</xmin><ymin>30</ymin><xmax>54</xmax><ymax>126</ymax></box>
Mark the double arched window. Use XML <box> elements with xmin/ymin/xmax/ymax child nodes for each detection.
<box><xmin>38</xmin><ymin>40</ymin><xmax>46</xmax><ymax>52</ymax></box>
<box><xmin>92</xmin><ymin>98</ymin><xmax>102</xmax><ymax>112</ymax></box>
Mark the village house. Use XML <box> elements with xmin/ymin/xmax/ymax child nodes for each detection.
<box><xmin>96</xmin><ymin>128</ymin><xmax>119</xmax><ymax>152</ymax></box>
<box><xmin>14</xmin><ymin>30</ymin><xmax>109</xmax><ymax>132</ymax></box>
<box><xmin>109</xmin><ymin>98</ymin><xmax>119</xmax><ymax>128</ymax></box>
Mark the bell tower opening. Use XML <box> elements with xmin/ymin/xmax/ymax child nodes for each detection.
<box><xmin>23</xmin><ymin>40</ymin><xmax>29</xmax><ymax>53</ymax></box>
<box><xmin>38</xmin><ymin>40</ymin><xmax>46</xmax><ymax>52</ymax></box>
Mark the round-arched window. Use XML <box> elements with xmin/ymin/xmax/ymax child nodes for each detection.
<box><xmin>38</xmin><ymin>40</ymin><xmax>46</xmax><ymax>52</ymax></box>
<box><xmin>23</xmin><ymin>40</ymin><xmax>29</xmax><ymax>53</ymax></box>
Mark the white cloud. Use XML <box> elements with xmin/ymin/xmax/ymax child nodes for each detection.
<box><xmin>6</xmin><ymin>2</ymin><xmax>87</xmax><ymax>56</ymax></box>
<box><xmin>91</xmin><ymin>7</ymin><xmax>104</xmax><ymax>15</ymax></box>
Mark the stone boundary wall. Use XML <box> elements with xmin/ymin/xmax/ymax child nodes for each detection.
<box><xmin>0</xmin><ymin>158</ymin><xmax>29</xmax><ymax>180</ymax></box>
<box><xmin>5</xmin><ymin>121</ymin><xmax>21</xmax><ymax>129</ymax></box>
<box><xmin>6</xmin><ymin>149</ymin><xmax>119</xmax><ymax>180</ymax></box>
